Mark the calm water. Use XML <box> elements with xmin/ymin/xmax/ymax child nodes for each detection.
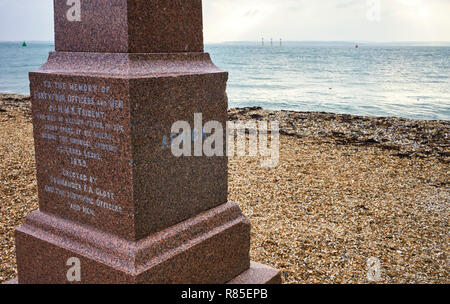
<box><xmin>1</xmin><ymin>41</ymin><xmax>449</xmax><ymax>120</ymax></box>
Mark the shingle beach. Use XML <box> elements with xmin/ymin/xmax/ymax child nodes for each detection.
<box><xmin>1</xmin><ymin>94</ymin><xmax>448</xmax><ymax>283</ymax></box>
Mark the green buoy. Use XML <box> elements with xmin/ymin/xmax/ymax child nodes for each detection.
<box><xmin>22</xmin><ymin>41</ymin><xmax>27</xmax><ymax>47</ymax></box>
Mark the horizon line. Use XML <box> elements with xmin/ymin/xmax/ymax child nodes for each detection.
<box><xmin>1</xmin><ymin>40</ymin><xmax>450</xmax><ymax>44</ymax></box>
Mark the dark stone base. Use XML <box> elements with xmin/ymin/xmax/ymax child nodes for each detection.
<box><xmin>4</xmin><ymin>262</ymin><xmax>281</xmax><ymax>285</ymax></box>
<box><xmin>11</xmin><ymin>203</ymin><xmax>279</xmax><ymax>284</ymax></box>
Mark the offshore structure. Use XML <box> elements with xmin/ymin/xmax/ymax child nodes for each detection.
<box><xmin>261</xmin><ymin>38</ymin><xmax>282</xmax><ymax>47</ymax></box>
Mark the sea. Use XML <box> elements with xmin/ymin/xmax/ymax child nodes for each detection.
<box><xmin>0</xmin><ymin>41</ymin><xmax>449</xmax><ymax>120</ymax></box>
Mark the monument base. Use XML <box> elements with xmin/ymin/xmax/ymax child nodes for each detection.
<box><xmin>11</xmin><ymin>202</ymin><xmax>280</xmax><ymax>284</ymax></box>
<box><xmin>228</xmin><ymin>261</ymin><xmax>281</xmax><ymax>284</ymax></box>
<box><xmin>4</xmin><ymin>262</ymin><xmax>281</xmax><ymax>285</ymax></box>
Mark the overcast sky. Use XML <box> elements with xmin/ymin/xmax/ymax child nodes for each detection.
<box><xmin>0</xmin><ymin>0</ymin><xmax>449</xmax><ymax>42</ymax></box>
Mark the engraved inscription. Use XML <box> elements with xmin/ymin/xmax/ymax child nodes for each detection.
<box><xmin>33</xmin><ymin>78</ymin><xmax>127</xmax><ymax>219</ymax></box>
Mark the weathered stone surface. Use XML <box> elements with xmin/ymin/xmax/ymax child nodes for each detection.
<box><xmin>29</xmin><ymin>52</ymin><xmax>228</xmax><ymax>240</ymax></box>
<box><xmin>54</xmin><ymin>0</ymin><xmax>203</xmax><ymax>53</ymax></box>
<box><xmin>15</xmin><ymin>202</ymin><xmax>250</xmax><ymax>284</ymax></box>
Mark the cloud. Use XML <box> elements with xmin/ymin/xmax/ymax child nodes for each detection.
<box><xmin>203</xmin><ymin>0</ymin><xmax>450</xmax><ymax>42</ymax></box>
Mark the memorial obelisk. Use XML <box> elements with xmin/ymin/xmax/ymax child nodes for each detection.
<box><xmin>12</xmin><ymin>0</ymin><xmax>280</xmax><ymax>284</ymax></box>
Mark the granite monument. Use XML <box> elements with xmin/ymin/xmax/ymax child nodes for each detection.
<box><xmin>11</xmin><ymin>0</ymin><xmax>281</xmax><ymax>284</ymax></box>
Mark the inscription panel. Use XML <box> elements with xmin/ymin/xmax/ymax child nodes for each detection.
<box><xmin>30</xmin><ymin>73</ymin><xmax>133</xmax><ymax>238</ymax></box>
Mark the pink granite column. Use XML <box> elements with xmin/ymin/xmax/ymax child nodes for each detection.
<box><xmin>13</xmin><ymin>0</ymin><xmax>281</xmax><ymax>284</ymax></box>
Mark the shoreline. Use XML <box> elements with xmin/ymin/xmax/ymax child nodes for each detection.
<box><xmin>2</xmin><ymin>93</ymin><xmax>448</xmax><ymax>162</ymax></box>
